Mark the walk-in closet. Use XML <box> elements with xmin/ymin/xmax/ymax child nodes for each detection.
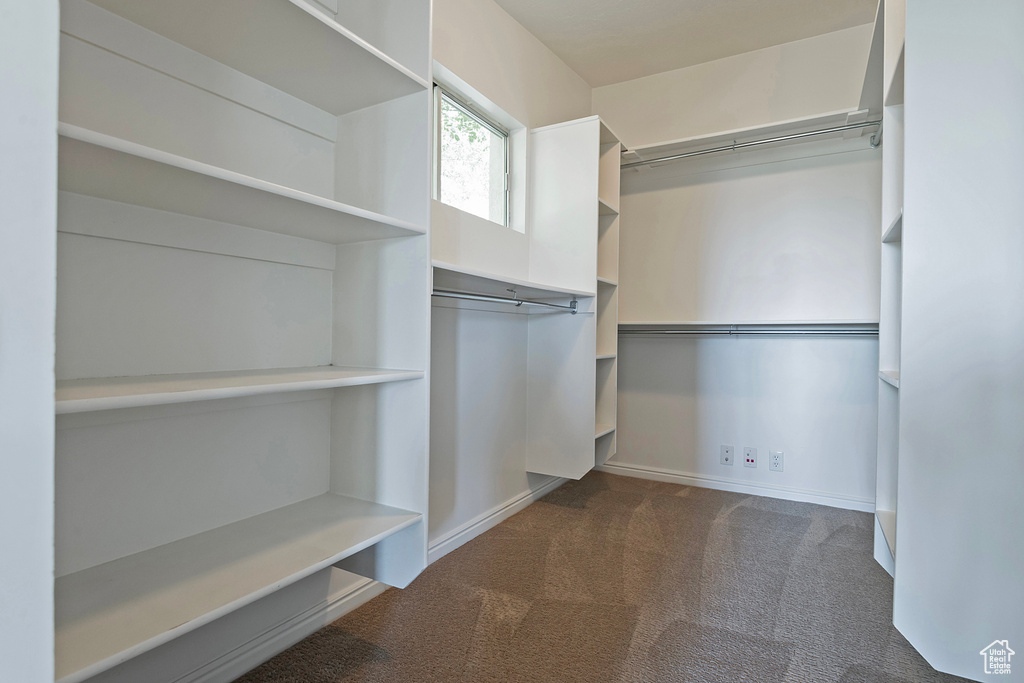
<box><xmin>1</xmin><ymin>1</ymin><xmax>1021</xmax><ymax>682</ymax></box>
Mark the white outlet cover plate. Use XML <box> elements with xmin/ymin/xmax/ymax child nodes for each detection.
<box><xmin>721</xmin><ymin>445</ymin><xmax>734</xmax><ymax>465</ymax></box>
<box><xmin>769</xmin><ymin>450</ymin><xmax>784</xmax><ymax>472</ymax></box>
<box><xmin>744</xmin><ymin>447</ymin><xmax>757</xmax><ymax>468</ymax></box>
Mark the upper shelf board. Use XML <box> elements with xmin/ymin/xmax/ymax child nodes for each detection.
<box><xmin>85</xmin><ymin>0</ymin><xmax>428</xmax><ymax>115</ymax></box>
<box><xmin>597</xmin><ymin>277</ymin><xmax>618</xmax><ymax>287</ymax></box>
<box><xmin>432</xmin><ymin>261</ymin><xmax>596</xmax><ymax>300</ymax></box>
<box><xmin>622</xmin><ymin>108</ymin><xmax>875</xmax><ymax>168</ymax></box>
<box><xmin>55</xmin><ymin>493</ymin><xmax>421</xmax><ymax>683</ymax></box>
<box><xmin>59</xmin><ymin>125</ymin><xmax>426</xmax><ymax>244</ymax></box>
<box><xmin>883</xmin><ymin>210</ymin><xmax>903</xmax><ymax>243</ymax></box>
<box><xmin>56</xmin><ymin>365</ymin><xmax>424</xmax><ymax>414</ymax></box>
<box><xmin>595</xmin><ymin>424</ymin><xmax>616</xmax><ymax>439</ymax></box>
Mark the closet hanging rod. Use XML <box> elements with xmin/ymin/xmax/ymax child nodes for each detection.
<box><xmin>433</xmin><ymin>289</ymin><xmax>579</xmax><ymax>314</ymax></box>
<box><xmin>620</xmin><ymin>119</ymin><xmax>883</xmax><ymax>170</ymax></box>
<box><xmin>619</xmin><ymin>323</ymin><xmax>878</xmax><ymax>337</ymax></box>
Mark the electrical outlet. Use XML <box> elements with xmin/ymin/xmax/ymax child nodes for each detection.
<box><xmin>769</xmin><ymin>450</ymin><xmax>784</xmax><ymax>472</ymax></box>
<box><xmin>743</xmin><ymin>447</ymin><xmax>757</xmax><ymax>468</ymax></box>
<box><xmin>720</xmin><ymin>445</ymin><xmax>734</xmax><ymax>466</ymax></box>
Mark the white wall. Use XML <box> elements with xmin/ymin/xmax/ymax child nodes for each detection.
<box><xmin>596</xmin><ymin>30</ymin><xmax>882</xmax><ymax>509</ymax></box>
<box><xmin>894</xmin><ymin>1</ymin><xmax>1024</xmax><ymax>678</ymax></box>
<box><xmin>607</xmin><ymin>143</ymin><xmax>881</xmax><ymax>509</ymax></box>
<box><xmin>428</xmin><ymin>0</ymin><xmax>591</xmax><ymax>551</ymax></box>
<box><xmin>592</xmin><ymin>24</ymin><xmax>874</xmax><ymax>150</ymax></box>
<box><xmin>0</xmin><ymin>2</ymin><xmax>58</xmax><ymax>681</ymax></box>
<box><xmin>614</xmin><ymin>335</ymin><xmax>878</xmax><ymax>510</ymax></box>
<box><xmin>618</xmin><ymin>145</ymin><xmax>882</xmax><ymax>323</ymax></box>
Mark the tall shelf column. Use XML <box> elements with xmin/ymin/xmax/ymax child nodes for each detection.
<box><xmin>53</xmin><ymin>1</ymin><xmax>432</xmax><ymax>681</ymax></box>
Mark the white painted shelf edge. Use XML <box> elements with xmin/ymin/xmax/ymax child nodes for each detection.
<box><xmin>431</xmin><ymin>260</ymin><xmax>596</xmax><ymax>298</ymax></box>
<box><xmin>59</xmin><ymin>123</ymin><xmax>427</xmax><ymax>242</ymax></box>
<box><xmin>876</xmin><ymin>508</ymin><xmax>896</xmax><ymax>557</ymax></box>
<box><xmin>56</xmin><ymin>366</ymin><xmax>424</xmax><ymax>414</ymax></box>
<box><xmin>595</xmin><ymin>424</ymin><xmax>616</xmax><ymax>439</ymax></box>
<box><xmin>882</xmin><ymin>209</ymin><xmax>903</xmax><ymax>243</ymax></box>
<box><xmin>596</xmin><ymin>354</ymin><xmax>617</xmax><ymax>361</ymax></box>
<box><xmin>879</xmin><ymin>370</ymin><xmax>901</xmax><ymax>388</ymax></box>
<box><xmin>55</xmin><ymin>493</ymin><xmax>421</xmax><ymax>683</ymax></box>
<box><xmin>598</xmin><ymin>197</ymin><xmax>619</xmax><ymax>216</ymax></box>
<box><xmin>597</xmin><ymin>277</ymin><xmax>618</xmax><ymax>287</ymax></box>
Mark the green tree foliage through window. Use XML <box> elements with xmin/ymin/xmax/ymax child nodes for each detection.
<box><xmin>437</xmin><ymin>90</ymin><xmax>507</xmax><ymax>225</ymax></box>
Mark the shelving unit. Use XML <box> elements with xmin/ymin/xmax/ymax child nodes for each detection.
<box><xmin>54</xmin><ymin>0</ymin><xmax>432</xmax><ymax>680</ymax></box>
<box><xmin>56</xmin><ymin>495</ymin><xmax>421</xmax><ymax>683</ymax></box>
<box><xmin>596</xmin><ymin>121</ymin><xmax>622</xmax><ymax>466</ymax></box>
<box><xmin>519</xmin><ymin>115</ymin><xmax>619</xmax><ymax>479</ymax></box>
<box><xmin>873</xmin><ymin>0</ymin><xmax>904</xmax><ymax>576</ymax></box>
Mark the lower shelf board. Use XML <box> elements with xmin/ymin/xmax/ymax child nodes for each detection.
<box><xmin>55</xmin><ymin>493</ymin><xmax>421</xmax><ymax>683</ymax></box>
<box><xmin>876</xmin><ymin>508</ymin><xmax>897</xmax><ymax>557</ymax></box>
<box><xmin>879</xmin><ymin>369</ymin><xmax>900</xmax><ymax>388</ymax></box>
<box><xmin>56</xmin><ymin>365</ymin><xmax>424</xmax><ymax>414</ymax></box>
<box><xmin>595</xmin><ymin>424</ymin><xmax>616</xmax><ymax>439</ymax></box>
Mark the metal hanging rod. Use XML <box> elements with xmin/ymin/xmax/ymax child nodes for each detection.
<box><xmin>619</xmin><ymin>323</ymin><xmax>878</xmax><ymax>337</ymax></box>
<box><xmin>433</xmin><ymin>288</ymin><xmax>578</xmax><ymax>314</ymax></box>
<box><xmin>621</xmin><ymin>119</ymin><xmax>883</xmax><ymax>170</ymax></box>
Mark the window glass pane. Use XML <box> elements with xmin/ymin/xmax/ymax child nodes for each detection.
<box><xmin>439</xmin><ymin>95</ymin><xmax>506</xmax><ymax>225</ymax></box>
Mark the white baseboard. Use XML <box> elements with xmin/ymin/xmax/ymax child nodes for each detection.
<box><xmin>180</xmin><ymin>578</ymin><xmax>389</xmax><ymax>683</ymax></box>
<box><xmin>427</xmin><ymin>475</ymin><xmax>566</xmax><ymax>564</ymax></box>
<box><xmin>596</xmin><ymin>460</ymin><xmax>874</xmax><ymax>513</ymax></box>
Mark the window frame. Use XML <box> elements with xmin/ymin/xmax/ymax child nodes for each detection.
<box><xmin>433</xmin><ymin>84</ymin><xmax>510</xmax><ymax>228</ymax></box>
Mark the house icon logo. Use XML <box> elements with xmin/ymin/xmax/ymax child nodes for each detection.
<box><xmin>980</xmin><ymin>640</ymin><xmax>1014</xmax><ymax>675</ymax></box>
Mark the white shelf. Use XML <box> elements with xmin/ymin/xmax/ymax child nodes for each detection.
<box><xmin>598</xmin><ymin>197</ymin><xmax>619</xmax><ymax>216</ymax></box>
<box><xmin>432</xmin><ymin>260</ymin><xmax>595</xmax><ymax>299</ymax></box>
<box><xmin>56</xmin><ymin>366</ymin><xmax>423</xmax><ymax>414</ymax></box>
<box><xmin>879</xmin><ymin>370</ymin><xmax>901</xmax><ymax>388</ymax></box>
<box><xmin>597</xmin><ymin>354</ymin><xmax>617</xmax><ymax>361</ymax></box>
<box><xmin>595</xmin><ymin>424</ymin><xmax>616</xmax><ymax>439</ymax></box>
<box><xmin>597</xmin><ymin>276</ymin><xmax>618</xmax><ymax>287</ymax></box>
<box><xmin>87</xmin><ymin>0</ymin><xmax>427</xmax><ymax>116</ymax></box>
<box><xmin>55</xmin><ymin>493</ymin><xmax>421</xmax><ymax>683</ymax></box>
<box><xmin>58</xmin><ymin>125</ymin><xmax>426</xmax><ymax>245</ymax></box>
<box><xmin>876</xmin><ymin>508</ymin><xmax>897</xmax><ymax>557</ymax></box>
<box><xmin>883</xmin><ymin>210</ymin><xmax>903</xmax><ymax>243</ymax></box>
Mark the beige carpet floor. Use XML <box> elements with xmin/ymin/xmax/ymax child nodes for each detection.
<box><xmin>234</xmin><ymin>471</ymin><xmax>967</xmax><ymax>683</ymax></box>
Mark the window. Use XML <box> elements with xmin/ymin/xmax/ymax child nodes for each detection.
<box><xmin>434</xmin><ymin>86</ymin><xmax>509</xmax><ymax>226</ymax></box>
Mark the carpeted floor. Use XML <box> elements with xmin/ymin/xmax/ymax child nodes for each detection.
<box><xmin>234</xmin><ymin>471</ymin><xmax>967</xmax><ymax>683</ymax></box>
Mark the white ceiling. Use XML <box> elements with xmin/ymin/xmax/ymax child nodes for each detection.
<box><xmin>491</xmin><ymin>0</ymin><xmax>878</xmax><ymax>87</ymax></box>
